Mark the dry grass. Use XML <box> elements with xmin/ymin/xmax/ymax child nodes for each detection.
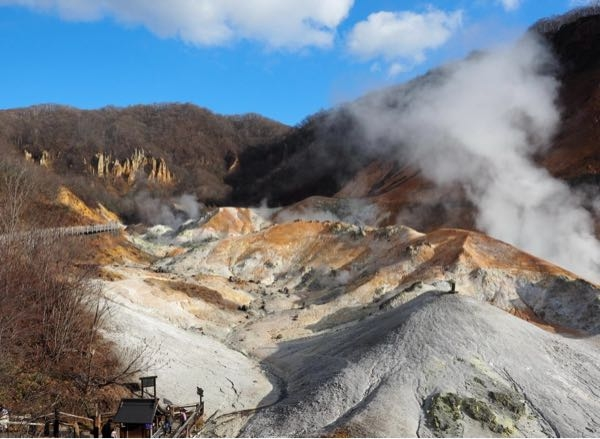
<box><xmin>0</xmin><ymin>236</ymin><xmax>133</xmax><ymax>416</ymax></box>
<box><xmin>97</xmin><ymin>267</ymin><xmax>126</xmax><ymax>282</ymax></box>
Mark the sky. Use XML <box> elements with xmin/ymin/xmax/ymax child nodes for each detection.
<box><xmin>0</xmin><ymin>0</ymin><xmax>591</xmax><ymax>125</ymax></box>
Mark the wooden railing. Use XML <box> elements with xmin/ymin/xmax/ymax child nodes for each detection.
<box><xmin>0</xmin><ymin>222</ymin><xmax>124</xmax><ymax>244</ymax></box>
<box><xmin>43</xmin><ymin>222</ymin><xmax>124</xmax><ymax>237</ymax></box>
<box><xmin>172</xmin><ymin>403</ymin><xmax>204</xmax><ymax>438</ymax></box>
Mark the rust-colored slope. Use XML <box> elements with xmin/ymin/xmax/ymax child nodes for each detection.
<box><xmin>336</xmin><ymin>160</ymin><xmax>476</xmax><ymax>230</ymax></box>
<box><xmin>202</xmin><ymin>207</ymin><xmax>265</xmax><ymax>236</ymax></box>
<box><xmin>169</xmin><ymin>213</ymin><xmax>597</xmax><ymax>336</ymax></box>
<box><xmin>54</xmin><ymin>186</ymin><xmax>150</xmax><ymax>265</ymax></box>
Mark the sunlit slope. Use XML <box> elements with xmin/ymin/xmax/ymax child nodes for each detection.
<box><xmin>157</xmin><ymin>211</ymin><xmax>600</xmax><ymax>339</ymax></box>
<box><xmin>242</xmin><ymin>293</ymin><xmax>600</xmax><ymax>437</ymax></box>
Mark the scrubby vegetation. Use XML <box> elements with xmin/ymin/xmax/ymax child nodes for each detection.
<box><xmin>0</xmin><ymin>160</ymin><xmax>142</xmax><ymax>416</ymax></box>
<box><xmin>533</xmin><ymin>2</ymin><xmax>600</xmax><ymax>34</ymax></box>
<box><xmin>226</xmin><ymin>109</ymin><xmax>378</xmax><ymax>206</ymax></box>
<box><xmin>0</xmin><ymin>103</ymin><xmax>290</xmax><ymax>219</ymax></box>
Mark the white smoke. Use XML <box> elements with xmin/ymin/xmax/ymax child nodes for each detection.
<box><xmin>135</xmin><ymin>191</ymin><xmax>204</xmax><ymax>228</ymax></box>
<box><xmin>173</xmin><ymin>193</ymin><xmax>200</xmax><ymax>220</ymax></box>
<box><xmin>347</xmin><ymin>33</ymin><xmax>600</xmax><ymax>282</ymax></box>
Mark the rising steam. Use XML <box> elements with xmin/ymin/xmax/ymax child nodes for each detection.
<box><xmin>135</xmin><ymin>191</ymin><xmax>203</xmax><ymax>228</ymax></box>
<box><xmin>347</xmin><ymin>33</ymin><xmax>600</xmax><ymax>281</ymax></box>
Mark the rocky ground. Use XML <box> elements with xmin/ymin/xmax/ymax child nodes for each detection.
<box><xmin>95</xmin><ymin>203</ymin><xmax>600</xmax><ymax>437</ymax></box>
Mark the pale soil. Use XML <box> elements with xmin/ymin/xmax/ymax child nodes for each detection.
<box><xmin>97</xmin><ymin>206</ymin><xmax>600</xmax><ymax>437</ymax></box>
<box><xmin>99</xmin><ymin>264</ymin><xmax>274</xmax><ymax>413</ymax></box>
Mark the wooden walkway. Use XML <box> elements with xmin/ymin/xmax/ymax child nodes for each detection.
<box><xmin>0</xmin><ymin>222</ymin><xmax>124</xmax><ymax>244</ymax></box>
<box><xmin>38</xmin><ymin>222</ymin><xmax>124</xmax><ymax>238</ymax></box>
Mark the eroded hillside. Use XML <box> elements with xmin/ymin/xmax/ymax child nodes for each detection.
<box><xmin>91</xmin><ymin>203</ymin><xmax>600</xmax><ymax>437</ymax></box>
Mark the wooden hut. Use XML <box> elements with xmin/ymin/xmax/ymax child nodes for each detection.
<box><xmin>112</xmin><ymin>399</ymin><xmax>158</xmax><ymax>438</ymax></box>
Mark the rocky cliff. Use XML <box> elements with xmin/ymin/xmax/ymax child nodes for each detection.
<box><xmin>90</xmin><ymin>149</ymin><xmax>173</xmax><ymax>184</ymax></box>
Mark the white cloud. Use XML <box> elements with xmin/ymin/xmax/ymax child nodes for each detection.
<box><xmin>387</xmin><ymin>62</ymin><xmax>406</xmax><ymax>77</ymax></box>
<box><xmin>569</xmin><ymin>0</ymin><xmax>598</xmax><ymax>6</ymax></box>
<box><xmin>347</xmin><ymin>7</ymin><xmax>462</xmax><ymax>70</ymax></box>
<box><xmin>369</xmin><ymin>62</ymin><xmax>382</xmax><ymax>73</ymax></box>
<box><xmin>499</xmin><ymin>0</ymin><xmax>522</xmax><ymax>11</ymax></box>
<box><xmin>0</xmin><ymin>0</ymin><xmax>354</xmax><ymax>49</ymax></box>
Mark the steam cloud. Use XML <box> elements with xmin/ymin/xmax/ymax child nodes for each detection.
<box><xmin>135</xmin><ymin>192</ymin><xmax>203</xmax><ymax>228</ymax></box>
<box><xmin>347</xmin><ymin>33</ymin><xmax>600</xmax><ymax>282</ymax></box>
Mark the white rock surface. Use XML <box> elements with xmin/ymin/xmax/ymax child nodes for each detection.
<box><xmin>101</xmin><ymin>214</ymin><xmax>600</xmax><ymax>437</ymax></box>
<box><xmin>242</xmin><ymin>293</ymin><xmax>600</xmax><ymax>437</ymax></box>
<box><xmin>99</xmin><ymin>268</ymin><xmax>274</xmax><ymax>412</ymax></box>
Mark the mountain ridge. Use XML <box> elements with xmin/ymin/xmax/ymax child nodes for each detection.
<box><xmin>226</xmin><ymin>9</ymin><xmax>600</xmax><ymax>234</ymax></box>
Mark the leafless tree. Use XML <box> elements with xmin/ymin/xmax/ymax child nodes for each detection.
<box><xmin>0</xmin><ymin>162</ymin><xmax>31</xmax><ymax>235</ymax></box>
<box><xmin>0</xmin><ymin>160</ymin><xmax>151</xmax><ymax>414</ymax></box>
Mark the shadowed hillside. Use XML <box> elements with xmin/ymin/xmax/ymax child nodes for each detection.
<box><xmin>226</xmin><ymin>8</ymin><xmax>600</xmax><ymax>236</ymax></box>
<box><xmin>0</xmin><ymin>103</ymin><xmax>290</xmax><ymax>216</ymax></box>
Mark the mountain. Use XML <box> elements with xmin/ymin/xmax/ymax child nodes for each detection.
<box><xmin>99</xmin><ymin>205</ymin><xmax>600</xmax><ymax>437</ymax></box>
<box><xmin>226</xmin><ymin>8</ymin><xmax>600</xmax><ymax>236</ymax></box>
<box><xmin>1</xmin><ymin>6</ymin><xmax>600</xmax><ymax>438</ymax></box>
<box><xmin>0</xmin><ymin>103</ymin><xmax>289</xmax><ymax>217</ymax></box>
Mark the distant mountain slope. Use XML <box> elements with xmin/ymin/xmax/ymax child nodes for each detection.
<box><xmin>0</xmin><ymin>103</ymin><xmax>290</xmax><ymax>206</ymax></box>
<box><xmin>538</xmin><ymin>10</ymin><xmax>600</xmax><ymax>183</ymax></box>
<box><xmin>226</xmin><ymin>8</ymin><xmax>600</xmax><ymax>235</ymax></box>
<box><xmin>225</xmin><ymin>109</ymin><xmax>378</xmax><ymax>206</ymax></box>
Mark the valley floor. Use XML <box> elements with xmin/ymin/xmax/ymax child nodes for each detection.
<box><xmin>98</xmin><ymin>206</ymin><xmax>600</xmax><ymax>437</ymax></box>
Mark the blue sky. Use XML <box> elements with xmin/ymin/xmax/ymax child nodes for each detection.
<box><xmin>0</xmin><ymin>0</ymin><xmax>586</xmax><ymax>125</ymax></box>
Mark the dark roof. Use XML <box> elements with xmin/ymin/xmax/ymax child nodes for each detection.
<box><xmin>113</xmin><ymin>399</ymin><xmax>158</xmax><ymax>424</ymax></box>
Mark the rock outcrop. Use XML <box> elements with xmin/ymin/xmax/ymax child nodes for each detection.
<box><xmin>90</xmin><ymin>149</ymin><xmax>173</xmax><ymax>184</ymax></box>
<box><xmin>24</xmin><ymin>149</ymin><xmax>52</xmax><ymax>168</ymax></box>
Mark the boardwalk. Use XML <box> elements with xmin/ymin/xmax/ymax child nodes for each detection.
<box><xmin>0</xmin><ymin>222</ymin><xmax>124</xmax><ymax>244</ymax></box>
<box><xmin>38</xmin><ymin>222</ymin><xmax>124</xmax><ymax>237</ymax></box>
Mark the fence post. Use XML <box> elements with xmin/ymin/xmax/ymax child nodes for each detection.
<box><xmin>53</xmin><ymin>408</ymin><xmax>60</xmax><ymax>438</ymax></box>
<box><xmin>93</xmin><ymin>405</ymin><xmax>100</xmax><ymax>438</ymax></box>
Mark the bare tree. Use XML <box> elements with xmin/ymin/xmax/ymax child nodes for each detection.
<box><xmin>0</xmin><ymin>162</ymin><xmax>31</xmax><ymax>235</ymax></box>
<box><xmin>0</xmin><ymin>160</ymin><xmax>152</xmax><ymax>414</ymax></box>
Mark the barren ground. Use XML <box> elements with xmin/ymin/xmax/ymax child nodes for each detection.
<box><xmin>96</xmin><ymin>205</ymin><xmax>600</xmax><ymax>437</ymax></box>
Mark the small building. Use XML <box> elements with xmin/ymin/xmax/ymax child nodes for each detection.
<box><xmin>112</xmin><ymin>399</ymin><xmax>158</xmax><ymax>438</ymax></box>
